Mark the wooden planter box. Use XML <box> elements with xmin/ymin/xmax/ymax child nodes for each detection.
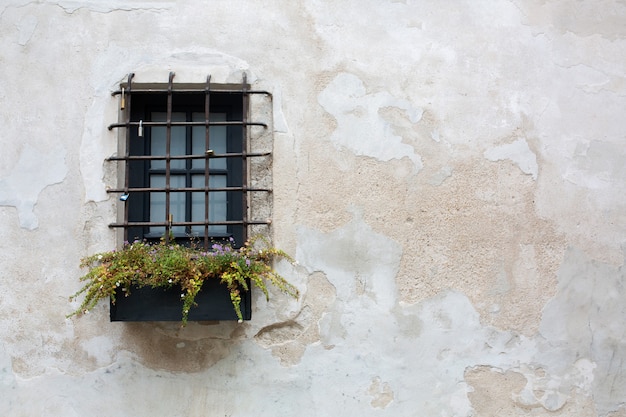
<box><xmin>110</xmin><ymin>279</ymin><xmax>251</xmax><ymax>322</ymax></box>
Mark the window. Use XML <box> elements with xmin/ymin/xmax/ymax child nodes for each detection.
<box><xmin>107</xmin><ymin>72</ymin><xmax>272</xmax><ymax>249</ymax></box>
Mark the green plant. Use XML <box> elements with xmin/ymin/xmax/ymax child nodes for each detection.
<box><xmin>68</xmin><ymin>236</ymin><xmax>299</xmax><ymax>325</ymax></box>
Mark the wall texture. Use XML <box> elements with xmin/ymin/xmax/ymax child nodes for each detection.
<box><xmin>1</xmin><ymin>1</ymin><xmax>625</xmax><ymax>416</ymax></box>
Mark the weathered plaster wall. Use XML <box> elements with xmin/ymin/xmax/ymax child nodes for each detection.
<box><xmin>1</xmin><ymin>1</ymin><xmax>625</xmax><ymax>416</ymax></box>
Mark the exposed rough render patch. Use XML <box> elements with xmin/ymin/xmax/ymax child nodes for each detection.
<box><xmin>484</xmin><ymin>137</ymin><xmax>538</xmax><ymax>180</ymax></box>
<box><xmin>255</xmin><ymin>316</ymin><xmax>306</xmax><ymax>347</ymax></box>
<box><xmin>465</xmin><ymin>364</ymin><xmax>598</xmax><ymax>416</ymax></box>
<box><xmin>465</xmin><ymin>366</ymin><xmax>527</xmax><ymax>415</ymax></box>
<box><xmin>0</xmin><ymin>144</ymin><xmax>67</xmax><ymax>229</ymax></box>
<box><xmin>367</xmin><ymin>377</ymin><xmax>394</xmax><ymax>409</ymax></box>
<box><xmin>396</xmin><ymin>160</ymin><xmax>564</xmax><ymax>334</ymax></box>
<box><xmin>318</xmin><ymin>72</ymin><xmax>423</xmax><ymax>171</ymax></box>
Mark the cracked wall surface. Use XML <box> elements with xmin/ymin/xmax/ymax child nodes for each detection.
<box><xmin>1</xmin><ymin>1</ymin><xmax>625</xmax><ymax>416</ymax></box>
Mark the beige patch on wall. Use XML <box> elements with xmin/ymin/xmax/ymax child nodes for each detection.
<box><xmin>367</xmin><ymin>376</ymin><xmax>394</xmax><ymax>409</ymax></box>
<box><xmin>394</xmin><ymin>158</ymin><xmax>565</xmax><ymax>335</ymax></box>
<box><xmin>465</xmin><ymin>366</ymin><xmax>597</xmax><ymax>417</ymax></box>
<box><xmin>304</xmin><ymin>73</ymin><xmax>565</xmax><ymax>335</ymax></box>
<box><xmin>466</xmin><ymin>366</ymin><xmax>527</xmax><ymax>415</ymax></box>
<box><xmin>299</xmin><ymin>148</ymin><xmax>564</xmax><ymax>335</ymax></box>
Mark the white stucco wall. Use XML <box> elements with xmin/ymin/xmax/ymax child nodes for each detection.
<box><xmin>1</xmin><ymin>1</ymin><xmax>625</xmax><ymax>416</ymax></box>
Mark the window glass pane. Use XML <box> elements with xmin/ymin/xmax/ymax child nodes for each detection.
<box><xmin>190</xmin><ymin>175</ymin><xmax>227</xmax><ymax>235</ymax></box>
<box><xmin>149</xmin><ymin>175</ymin><xmax>185</xmax><ymax>235</ymax></box>
<box><xmin>192</xmin><ymin>112</ymin><xmax>227</xmax><ymax>170</ymax></box>
<box><xmin>151</xmin><ymin>112</ymin><xmax>186</xmax><ymax>170</ymax></box>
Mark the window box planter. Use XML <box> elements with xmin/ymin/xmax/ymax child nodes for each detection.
<box><xmin>110</xmin><ymin>279</ymin><xmax>252</xmax><ymax>322</ymax></box>
<box><xmin>68</xmin><ymin>237</ymin><xmax>298</xmax><ymax>326</ymax></box>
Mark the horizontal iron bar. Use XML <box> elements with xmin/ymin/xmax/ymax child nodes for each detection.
<box><xmin>108</xmin><ymin>120</ymin><xmax>267</xmax><ymax>130</ymax></box>
<box><xmin>112</xmin><ymin>88</ymin><xmax>271</xmax><ymax>96</ymax></box>
<box><xmin>107</xmin><ymin>152</ymin><xmax>270</xmax><ymax>161</ymax></box>
<box><xmin>109</xmin><ymin>220</ymin><xmax>271</xmax><ymax>228</ymax></box>
<box><xmin>108</xmin><ymin>186</ymin><xmax>271</xmax><ymax>193</ymax></box>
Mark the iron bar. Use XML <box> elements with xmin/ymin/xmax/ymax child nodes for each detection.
<box><xmin>107</xmin><ymin>186</ymin><xmax>272</xmax><ymax>193</ymax></box>
<box><xmin>108</xmin><ymin>120</ymin><xmax>267</xmax><ymax>130</ymax></box>
<box><xmin>122</xmin><ymin>73</ymin><xmax>134</xmax><ymax>243</ymax></box>
<box><xmin>164</xmin><ymin>72</ymin><xmax>174</xmax><ymax>243</ymax></box>
<box><xmin>203</xmin><ymin>75</ymin><xmax>211</xmax><ymax>249</ymax></box>
<box><xmin>109</xmin><ymin>220</ymin><xmax>271</xmax><ymax>228</ymax></box>
<box><xmin>241</xmin><ymin>73</ymin><xmax>249</xmax><ymax>244</ymax></box>
<box><xmin>112</xmin><ymin>88</ymin><xmax>271</xmax><ymax>96</ymax></box>
<box><xmin>107</xmin><ymin>151</ymin><xmax>270</xmax><ymax>161</ymax></box>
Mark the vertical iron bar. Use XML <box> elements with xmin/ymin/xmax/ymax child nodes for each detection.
<box><xmin>203</xmin><ymin>75</ymin><xmax>211</xmax><ymax>250</ymax></box>
<box><xmin>184</xmin><ymin>114</ymin><xmax>192</xmax><ymax>236</ymax></box>
<box><xmin>241</xmin><ymin>73</ymin><xmax>249</xmax><ymax>244</ymax></box>
<box><xmin>123</xmin><ymin>73</ymin><xmax>134</xmax><ymax>243</ymax></box>
<box><xmin>165</xmin><ymin>72</ymin><xmax>175</xmax><ymax>243</ymax></box>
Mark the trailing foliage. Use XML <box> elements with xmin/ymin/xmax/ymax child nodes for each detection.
<box><xmin>68</xmin><ymin>236</ymin><xmax>299</xmax><ymax>325</ymax></box>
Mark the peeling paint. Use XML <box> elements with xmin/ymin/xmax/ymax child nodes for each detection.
<box><xmin>0</xmin><ymin>144</ymin><xmax>67</xmax><ymax>229</ymax></box>
<box><xmin>484</xmin><ymin>137</ymin><xmax>538</xmax><ymax>180</ymax></box>
<box><xmin>254</xmin><ymin>271</ymin><xmax>336</xmax><ymax>365</ymax></box>
<box><xmin>2</xmin><ymin>1</ymin><xmax>626</xmax><ymax>415</ymax></box>
<box><xmin>318</xmin><ymin>72</ymin><xmax>423</xmax><ymax>171</ymax></box>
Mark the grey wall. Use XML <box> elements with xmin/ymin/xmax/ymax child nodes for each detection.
<box><xmin>1</xmin><ymin>1</ymin><xmax>625</xmax><ymax>416</ymax></box>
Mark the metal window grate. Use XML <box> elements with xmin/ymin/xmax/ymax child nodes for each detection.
<box><xmin>106</xmin><ymin>72</ymin><xmax>272</xmax><ymax>249</ymax></box>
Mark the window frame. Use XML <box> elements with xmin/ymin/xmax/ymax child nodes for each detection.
<box><xmin>129</xmin><ymin>93</ymin><xmax>244</xmax><ymax>244</ymax></box>
<box><xmin>107</xmin><ymin>72</ymin><xmax>273</xmax><ymax>250</ymax></box>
